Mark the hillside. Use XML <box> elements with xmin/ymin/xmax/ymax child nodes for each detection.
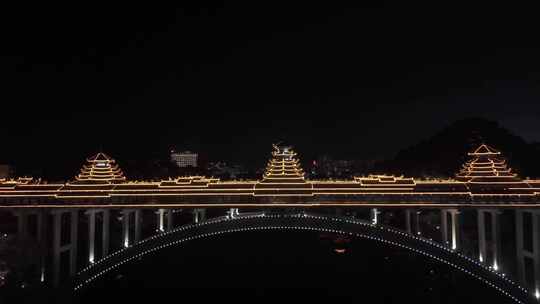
<box><xmin>376</xmin><ymin>118</ymin><xmax>540</xmax><ymax>178</ymax></box>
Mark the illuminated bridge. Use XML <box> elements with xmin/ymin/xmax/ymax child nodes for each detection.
<box><xmin>1</xmin><ymin>144</ymin><xmax>540</xmax><ymax>208</ymax></box>
<box><xmin>74</xmin><ymin>212</ymin><xmax>533</xmax><ymax>303</ymax></box>
<box><xmin>2</xmin><ymin>144</ymin><xmax>540</xmax><ymax>303</ymax></box>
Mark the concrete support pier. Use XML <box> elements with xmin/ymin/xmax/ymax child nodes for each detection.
<box><xmin>371</xmin><ymin>208</ymin><xmax>379</xmax><ymax>225</ymax></box>
<box><xmin>441</xmin><ymin>209</ymin><xmax>460</xmax><ymax>250</ymax></box>
<box><xmin>157</xmin><ymin>209</ymin><xmax>175</xmax><ymax>232</ymax></box>
<box><xmin>516</xmin><ymin>210</ymin><xmax>540</xmax><ymax>294</ymax></box>
<box><xmin>229</xmin><ymin>208</ymin><xmax>239</xmax><ymax>218</ymax></box>
<box><xmin>405</xmin><ymin>209</ymin><xmax>421</xmax><ymax>235</ymax></box>
<box><xmin>15</xmin><ymin>211</ymin><xmax>28</xmax><ymax>241</ymax></box>
<box><xmin>88</xmin><ymin>210</ymin><xmax>95</xmax><ymax>264</ymax></box>
<box><xmin>52</xmin><ymin>210</ymin><xmax>78</xmax><ymax>287</ymax></box>
<box><xmin>122</xmin><ymin>209</ymin><xmax>142</xmax><ymax>247</ymax></box>
<box><xmin>86</xmin><ymin>209</ymin><xmax>110</xmax><ymax>264</ymax></box>
<box><xmin>193</xmin><ymin>208</ymin><xmax>206</xmax><ymax>223</ymax></box>
<box><xmin>477</xmin><ymin>209</ymin><xmax>501</xmax><ymax>270</ymax></box>
<box><xmin>14</xmin><ymin>210</ymin><xmax>48</xmax><ymax>283</ymax></box>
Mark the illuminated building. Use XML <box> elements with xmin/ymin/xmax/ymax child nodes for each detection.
<box><xmin>171</xmin><ymin>150</ymin><xmax>198</xmax><ymax>168</ymax></box>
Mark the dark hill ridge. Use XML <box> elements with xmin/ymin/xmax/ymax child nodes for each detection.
<box><xmin>377</xmin><ymin>117</ymin><xmax>540</xmax><ymax>178</ymax></box>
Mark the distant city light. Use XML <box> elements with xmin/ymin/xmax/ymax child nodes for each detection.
<box><xmin>171</xmin><ymin>150</ymin><xmax>198</xmax><ymax>168</ymax></box>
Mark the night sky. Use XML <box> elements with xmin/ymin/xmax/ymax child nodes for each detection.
<box><xmin>2</xmin><ymin>3</ymin><xmax>540</xmax><ymax>174</ymax></box>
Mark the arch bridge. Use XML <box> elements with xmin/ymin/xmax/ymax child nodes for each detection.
<box><xmin>2</xmin><ymin>144</ymin><xmax>540</xmax><ymax>302</ymax></box>
<box><xmin>73</xmin><ymin>211</ymin><xmax>533</xmax><ymax>304</ymax></box>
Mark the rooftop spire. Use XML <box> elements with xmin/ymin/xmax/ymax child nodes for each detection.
<box><xmin>469</xmin><ymin>143</ymin><xmax>501</xmax><ymax>156</ymax></box>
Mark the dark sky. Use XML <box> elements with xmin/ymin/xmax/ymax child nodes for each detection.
<box><xmin>2</xmin><ymin>3</ymin><xmax>540</xmax><ymax>174</ymax></box>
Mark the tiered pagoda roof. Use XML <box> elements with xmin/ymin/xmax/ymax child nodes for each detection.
<box><xmin>262</xmin><ymin>144</ymin><xmax>305</xmax><ymax>183</ymax></box>
<box><xmin>456</xmin><ymin>144</ymin><xmax>520</xmax><ymax>183</ymax></box>
<box><xmin>72</xmin><ymin>152</ymin><xmax>126</xmax><ymax>184</ymax></box>
<box><xmin>455</xmin><ymin>144</ymin><xmax>532</xmax><ymax>194</ymax></box>
<box><xmin>254</xmin><ymin>144</ymin><xmax>312</xmax><ymax>196</ymax></box>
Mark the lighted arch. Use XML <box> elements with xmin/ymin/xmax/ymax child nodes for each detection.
<box><xmin>73</xmin><ymin>212</ymin><xmax>533</xmax><ymax>303</ymax></box>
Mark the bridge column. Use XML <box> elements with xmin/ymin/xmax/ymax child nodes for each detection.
<box><xmin>122</xmin><ymin>209</ymin><xmax>142</xmax><ymax>247</ymax></box>
<box><xmin>406</xmin><ymin>209</ymin><xmax>412</xmax><ymax>234</ymax></box>
<box><xmin>157</xmin><ymin>209</ymin><xmax>175</xmax><ymax>232</ymax></box>
<box><xmin>516</xmin><ymin>210</ymin><xmax>525</xmax><ymax>284</ymax></box>
<box><xmin>441</xmin><ymin>209</ymin><xmax>460</xmax><ymax>250</ymax></box>
<box><xmin>86</xmin><ymin>209</ymin><xmax>111</xmax><ymax>264</ymax></box>
<box><xmin>15</xmin><ymin>210</ymin><xmax>28</xmax><ymax>241</ymax></box>
<box><xmin>37</xmin><ymin>211</ymin><xmax>47</xmax><ymax>283</ymax></box>
<box><xmin>229</xmin><ymin>208</ymin><xmax>239</xmax><ymax>218</ymax></box>
<box><xmin>122</xmin><ymin>209</ymin><xmax>130</xmax><ymax>247</ymax></box>
<box><xmin>441</xmin><ymin>209</ymin><xmax>448</xmax><ymax>245</ymax></box>
<box><xmin>478</xmin><ymin>210</ymin><xmax>486</xmax><ymax>263</ymax></box>
<box><xmin>371</xmin><ymin>208</ymin><xmax>379</xmax><ymax>225</ymax></box>
<box><xmin>157</xmin><ymin>209</ymin><xmax>165</xmax><ymax>232</ymax></box>
<box><xmin>134</xmin><ymin>210</ymin><xmax>141</xmax><ymax>243</ymax></box>
<box><xmin>13</xmin><ymin>210</ymin><xmax>48</xmax><ymax>283</ymax></box>
<box><xmin>70</xmin><ymin>210</ymin><xmax>78</xmax><ymax>276</ymax></box>
<box><xmin>167</xmin><ymin>209</ymin><xmax>174</xmax><ymax>231</ymax></box>
<box><xmin>52</xmin><ymin>211</ymin><xmax>61</xmax><ymax>287</ymax></box>
<box><xmin>477</xmin><ymin>209</ymin><xmax>501</xmax><ymax>270</ymax></box>
<box><xmin>450</xmin><ymin>209</ymin><xmax>460</xmax><ymax>250</ymax></box>
<box><xmin>102</xmin><ymin>210</ymin><xmax>110</xmax><ymax>256</ymax></box>
<box><xmin>52</xmin><ymin>210</ymin><xmax>79</xmax><ymax>287</ymax></box>
<box><xmin>515</xmin><ymin>210</ymin><xmax>540</xmax><ymax>294</ymax></box>
<box><xmin>193</xmin><ymin>209</ymin><xmax>206</xmax><ymax>223</ymax></box>
<box><xmin>405</xmin><ymin>209</ymin><xmax>422</xmax><ymax>235</ymax></box>
<box><xmin>415</xmin><ymin>210</ymin><xmax>422</xmax><ymax>236</ymax></box>
<box><xmin>87</xmin><ymin>210</ymin><xmax>96</xmax><ymax>264</ymax></box>
<box><xmin>36</xmin><ymin>211</ymin><xmax>45</xmax><ymax>242</ymax></box>
<box><xmin>491</xmin><ymin>210</ymin><xmax>501</xmax><ymax>271</ymax></box>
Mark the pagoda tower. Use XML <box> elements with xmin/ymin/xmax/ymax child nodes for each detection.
<box><xmin>72</xmin><ymin>152</ymin><xmax>126</xmax><ymax>184</ymax></box>
<box><xmin>456</xmin><ymin>144</ymin><xmax>530</xmax><ymax>194</ymax></box>
<box><xmin>254</xmin><ymin>144</ymin><xmax>312</xmax><ymax>196</ymax></box>
<box><xmin>262</xmin><ymin>144</ymin><xmax>306</xmax><ymax>183</ymax></box>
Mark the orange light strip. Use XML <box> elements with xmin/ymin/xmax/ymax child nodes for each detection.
<box><xmin>4</xmin><ymin>202</ymin><xmax>540</xmax><ymax>208</ymax></box>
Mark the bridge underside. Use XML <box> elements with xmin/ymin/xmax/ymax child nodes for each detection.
<box><xmin>73</xmin><ymin>212</ymin><xmax>534</xmax><ymax>303</ymax></box>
